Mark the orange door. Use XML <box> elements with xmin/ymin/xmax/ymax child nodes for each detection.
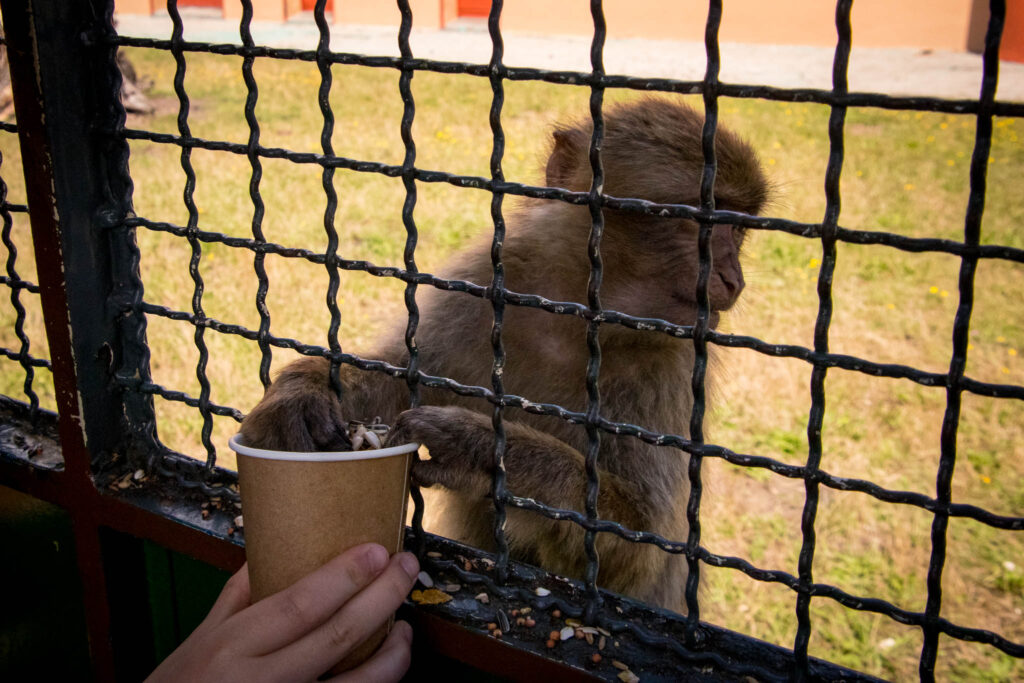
<box><xmin>301</xmin><ymin>0</ymin><xmax>334</xmax><ymax>11</ymax></box>
<box><xmin>458</xmin><ymin>0</ymin><xmax>491</xmax><ymax>17</ymax></box>
<box><xmin>1003</xmin><ymin>1</ymin><xmax>1024</xmax><ymax>63</ymax></box>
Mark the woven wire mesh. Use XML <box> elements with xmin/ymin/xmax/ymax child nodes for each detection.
<box><xmin>0</xmin><ymin>112</ymin><xmax>55</xmax><ymax>425</ymax></box>
<box><xmin>91</xmin><ymin>0</ymin><xmax>1024</xmax><ymax>679</ymax></box>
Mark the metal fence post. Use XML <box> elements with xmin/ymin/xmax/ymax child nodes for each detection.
<box><xmin>2</xmin><ymin>0</ymin><xmax>150</xmax><ymax>677</ymax></box>
<box><xmin>2</xmin><ymin>0</ymin><xmax>153</xmax><ymax>472</ymax></box>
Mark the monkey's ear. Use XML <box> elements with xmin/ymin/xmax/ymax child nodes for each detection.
<box><xmin>546</xmin><ymin>127</ymin><xmax>583</xmax><ymax>189</ymax></box>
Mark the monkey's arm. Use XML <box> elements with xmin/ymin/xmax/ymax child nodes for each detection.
<box><xmin>239</xmin><ymin>356</ymin><xmax>406</xmax><ymax>452</ymax></box>
<box><xmin>390</xmin><ymin>406</ymin><xmax>652</xmax><ymax>529</ymax></box>
<box><xmin>391</xmin><ymin>405</ymin><xmax>677</xmax><ymax>599</ymax></box>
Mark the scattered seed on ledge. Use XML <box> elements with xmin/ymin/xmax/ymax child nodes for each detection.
<box><xmin>427</xmin><ymin>551</ymin><xmax>442</xmax><ymax>559</ymax></box>
<box><xmin>612</xmin><ymin>660</ymin><xmax>629</xmax><ymax>671</ymax></box>
<box><xmin>617</xmin><ymin>671</ymin><xmax>640</xmax><ymax>683</ymax></box>
<box><xmin>535</xmin><ymin>587</ymin><xmax>550</xmax><ymax>597</ymax></box>
<box><xmin>551</xmin><ymin>609</ymin><xmax>561</xmax><ymax>618</ymax></box>
<box><xmin>591</xmin><ymin>653</ymin><xmax>602</xmax><ymax>664</ymax></box>
<box><xmin>486</xmin><ymin>622</ymin><xmax>497</xmax><ymax>631</ymax></box>
<box><xmin>410</xmin><ymin>589</ymin><xmax>452</xmax><ymax>606</ymax></box>
<box><xmin>491</xmin><ymin>629</ymin><xmax>502</xmax><ymax>638</ymax></box>
<box><xmin>546</xmin><ymin>639</ymin><xmax>556</xmax><ymax>649</ymax></box>
<box><xmin>497</xmin><ymin>610</ymin><xmax>510</xmax><ymax>632</ymax></box>
<box><xmin>549</xmin><ymin>630</ymin><xmax>560</xmax><ymax>641</ymax></box>
<box><xmin>474</xmin><ymin>592</ymin><xmax>490</xmax><ymax>604</ymax></box>
<box><xmin>416</xmin><ymin>571</ymin><xmax>434</xmax><ymax>588</ymax></box>
<box><xmin>525</xmin><ymin>617</ymin><xmax>536</xmax><ymax>628</ymax></box>
<box><xmin>444</xmin><ymin>583</ymin><xmax>460</xmax><ymax>593</ymax></box>
<box><xmin>234</xmin><ymin>515</ymin><xmax>244</xmax><ymax>528</ymax></box>
<box><xmin>559</xmin><ymin>627</ymin><xmax>575</xmax><ymax>641</ymax></box>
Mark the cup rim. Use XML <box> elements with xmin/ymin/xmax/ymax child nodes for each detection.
<box><xmin>228</xmin><ymin>433</ymin><xmax>419</xmax><ymax>462</ymax></box>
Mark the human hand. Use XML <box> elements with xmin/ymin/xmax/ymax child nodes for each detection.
<box><xmin>147</xmin><ymin>543</ymin><xmax>420</xmax><ymax>683</ymax></box>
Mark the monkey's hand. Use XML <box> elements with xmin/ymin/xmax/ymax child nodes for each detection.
<box><xmin>238</xmin><ymin>357</ymin><xmax>352</xmax><ymax>452</ymax></box>
<box><xmin>390</xmin><ymin>405</ymin><xmax>600</xmax><ymax>509</ymax></box>
<box><xmin>389</xmin><ymin>406</ymin><xmax>495</xmax><ymax>497</ymax></box>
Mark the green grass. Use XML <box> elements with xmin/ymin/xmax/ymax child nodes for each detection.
<box><xmin>2</xmin><ymin>47</ymin><xmax>1023</xmax><ymax>680</ymax></box>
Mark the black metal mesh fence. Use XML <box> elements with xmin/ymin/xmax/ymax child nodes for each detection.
<box><xmin>24</xmin><ymin>0</ymin><xmax>1021</xmax><ymax>679</ymax></box>
<box><xmin>0</xmin><ymin>109</ymin><xmax>54</xmax><ymax>425</ymax></box>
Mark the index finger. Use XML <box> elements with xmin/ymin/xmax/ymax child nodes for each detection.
<box><xmin>230</xmin><ymin>543</ymin><xmax>390</xmax><ymax>655</ymax></box>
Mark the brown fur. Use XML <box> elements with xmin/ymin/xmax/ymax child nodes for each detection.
<box><xmin>239</xmin><ymin>97</ymin><xmax>768</xmax><ymax>612</ymax></box>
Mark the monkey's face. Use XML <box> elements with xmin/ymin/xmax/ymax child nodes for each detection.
<box><xmin>601</xmin><ymin>214</ymin><xmax>748</xmax><ymax>327</ymax></box>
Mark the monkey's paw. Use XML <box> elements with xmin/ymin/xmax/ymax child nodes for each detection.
<box><xmin>238</xmin><ymin>358</ymin><xmax>351</xmax><ymax>452</ymax></box>
<box><xmin>389</xmin><ymin>406</ymin><xmax>495</xmax><ymax>496</ymax></box>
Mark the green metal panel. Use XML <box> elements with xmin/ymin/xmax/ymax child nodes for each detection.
<box><xmin>0</xmin><ymin>485</ymin><xmax>91</xmax><ymax>680</ymax></box>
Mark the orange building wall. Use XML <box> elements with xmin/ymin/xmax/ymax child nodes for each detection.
<box><xmin>114</xmin><ymin>0</ymin><xmax>985</xmax><ymax>53</ymax></box>
<box><xmin>334</xmin><ymin>0</ymin><xmax>447</xmax><ymax>29</ymax></box>
<box><xmin>500</xmin><ymin>0</ymin><xmax>973</xmax><ymax>51</ymax></box>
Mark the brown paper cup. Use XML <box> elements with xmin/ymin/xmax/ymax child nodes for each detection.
<box><xmin>229</xmin><ymin>434</ymin><xmax>417</xmax><ymax>673</ymax></box>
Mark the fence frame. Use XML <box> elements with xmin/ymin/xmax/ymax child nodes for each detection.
<box><xmin>0</xmin><ymin>0</ymin><xmax>1021</xmax><ymax>681</ymax></box>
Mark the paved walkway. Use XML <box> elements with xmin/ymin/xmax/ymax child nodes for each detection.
<box><xmin>116</xmin><ymin>9</ymin><xmax>1024</xmax><ymax>102</ymax></box>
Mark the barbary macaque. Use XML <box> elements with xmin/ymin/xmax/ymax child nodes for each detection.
<box><xmin>240</xmin><ymin>97</ymin><xmax>768</xmax><ymax>612</ymax></box>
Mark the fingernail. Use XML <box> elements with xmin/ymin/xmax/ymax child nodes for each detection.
<box><xmin>397</xmin><ymin>552</ymin><xmax>420</xmax><ymax>578</ymax></box>
<box><xmin>365</xmin><ymin>543</ymin><xmax>389</xmax><ymax>572</ymax></box>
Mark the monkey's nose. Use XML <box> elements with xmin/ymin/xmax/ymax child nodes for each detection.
<box><xmin>716</xmin><ymin>270</ymin><xmax>749</xmax><ymax>309</ymax></box>
<box><xmin>717</xmin><ymin>270</ymin><xmax>745</xmax><ymax>302</ymax></box>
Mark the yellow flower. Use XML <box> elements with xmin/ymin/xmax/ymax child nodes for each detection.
<box><xmin>809</xmin><ymin>258</ymin><xmax>821</xmax><ymax>269</ymax></box>
<box><xmin>1001</xmin><ymin>367</ymin><xmax>1010</xmax><ymax>374</ymax></box>
<box><xmin>904</xmin><ymin>183</ymin><xmax>915</xmax><ymax>191</ymax></box>
<box><xmin>940</xmin><ymin>122</ymin><xmax>949</xmax><ymax>130</ymax></box>
<box><xmin>967</xmin><ymin>343</ymin><xmax>974</xmax><ymax>351</ymax></box>
<box><xmin>772</xmin><ymin>141</ymin><xmax>782</xmax><ymax>149</ymax></box>
<box><xmin>886</xmin><ymin>303</ymin><xmax>896</xmax><ymax>310</ymax></box>
<box><xmin>767</xmin><ymin>158</ymin><xmax>777</xmax><ymax>166</ymax></box>
<box><xmin>1010</xmin><ymin>348</ymin><xmax>1018</xmax><ymax>357</ymax></box>
<box><xmin>926</xmin><ymin>135</ymin><xmax>936</xmax><ymax>143</ymax></box>
<box><xmin>940</xmin><ymin>290</ymin><xmax>949</xmax><ymax>298</ymax></box>
<box><xmin>929</xmin><ymin>286</ymin><xmax>939</xmax><ymax>294</ymax></box>
<box><xmin>997</xmin><ymin>335</ymin><xmax>1007</xmax><ymax>343</ymax></box>
<box><xmin>981</xmin><ymin>475</ymin><xmax>991</xmax><ymax>484</ymax></box>
<box><xmin>855</xmin><ymin>169</ymin><xmax>864</xmax><ymax>177</ymax></box>
<box><xmin>946</xmin><ymin>159</ymin><xmax>955</xmax><ymax>166</ymax></box>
